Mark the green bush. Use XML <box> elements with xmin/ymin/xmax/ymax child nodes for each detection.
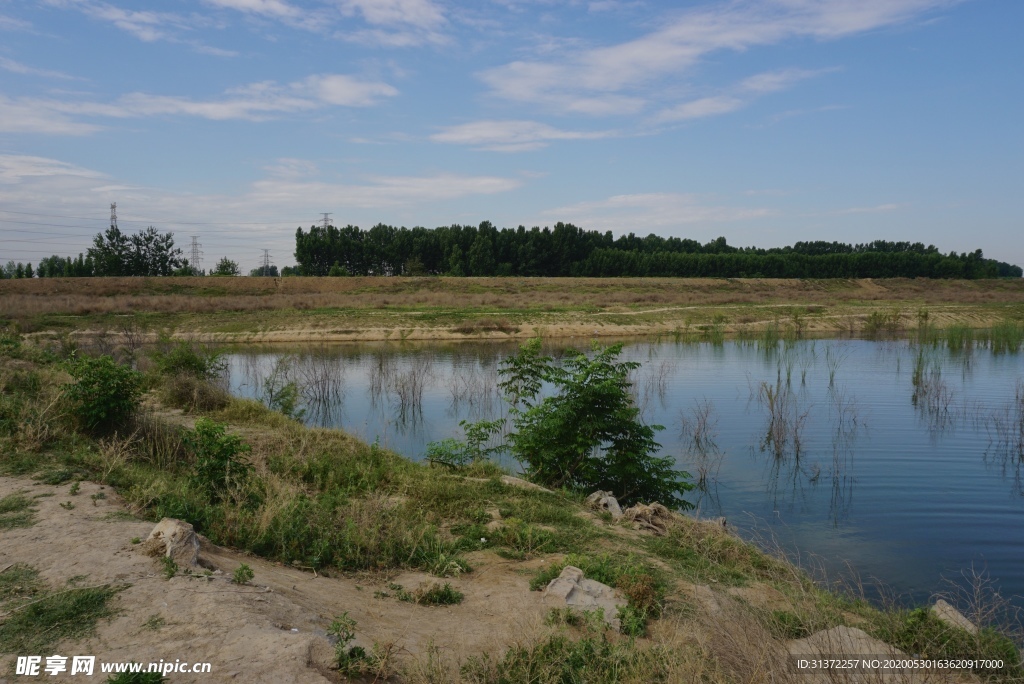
<box><xmin>232</xmin><ymin>563</ymin><xmax>254</xmax><ymax>585</ymax></box>
<box><xmin>151</xmin><ymin>339</ymin><xmax>225</xmax><ymax>380</ymax></box>
<box><xmin>64</xmin><ymin>355</ymin><xmax>142</xmax><ymax>433</ymax></box>
<box><xmin>497</xmin><ymin>339</ymin><xmax>693</xmax><ymax>508</ymax></box>
<box><xmin>184</xmin><ymin>418</ymin><xmax>252</xmax><ymax>501</ymax></box>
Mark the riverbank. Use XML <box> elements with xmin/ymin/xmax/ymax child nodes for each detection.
<box><xmin>1</xmin><ymin>276</ymin><xmax>1022</xmax><ymax>343</ymax></box>
<box><xmin>1</xmin><ymin>332</ymin><xmax>1021</xmax><ymax>682</ymax></box>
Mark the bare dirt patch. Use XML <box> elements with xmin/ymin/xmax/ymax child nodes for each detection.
<box><xmin>0</xmin><ymin>475</ymin><xmax>551</xmax><ymax>683</ymax></box>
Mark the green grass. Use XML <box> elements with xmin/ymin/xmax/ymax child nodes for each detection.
<box><xmin>0</xmin><ymin>492</ymin><xmax>37</xmax><ymax>530</ymax></box>
<box><xmin>0</xmin><ymin>563</ymin><xmax>45</xmax><ymax>604</ymax></box>
<box><xmin>0</xmin><ymin>581</ymin><xmax>123</xmax><ymax>654</ymax></box>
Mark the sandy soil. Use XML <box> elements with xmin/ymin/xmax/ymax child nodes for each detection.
<box><xmin>0</xmin><ymin>476</ymin><xmax>553</xmax><ymax>683</ymax></box>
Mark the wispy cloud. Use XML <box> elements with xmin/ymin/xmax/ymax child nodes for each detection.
<box><xmin>0</xmin><ymin>96</ymin><xmax>100</xmax><ymax>135</ymax></box>
<box><xmin>431</xmin><ymin>119</ymin><xmax>612</xmax><ymax>151</ymax></box>
<box><xmin>835</xmin><ymin>203</ymin><xmax>903</xmax><ymax>215</ymax></box>
<box><xmin>541</xmin><ymin>192</ymin><xmax>772</xmax><ymax>234</ymax></box>
<box><xmin>4</xmin><ymin>73</ymin><xmax>399</xmax><ymax>132</ymax></box>
<box><xmin>481</xmin><ymin>0</ymin><xmax>959</xmax><ymax>115</ymax></box>
<box><xmin>336</xmin><ymin>0</ymin><xmax>449</xmax><ymax>46</ymax></box>
<box><xmin>0</xmin><ymin>57</ymin><xmax>79</xmax><ymax>80</ymax></box>
<box><xmin>653</xmin><ymin>68</ymin><xmax>831</xmax><ymax>123</ymax></box>
<box><xmin>0</xmin><ymin>14</ymin><xmax>33</xmax><ymax>31</ymax></box>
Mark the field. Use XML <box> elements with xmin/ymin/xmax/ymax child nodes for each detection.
<box><xmin>2</xmin><ymin>276</ymin><xmax>1023</xmax><ymax>343</ymax></box>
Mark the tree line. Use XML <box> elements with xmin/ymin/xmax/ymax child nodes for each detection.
<box><xmin>294</xmin><ymin>221</ymin><xmax>1022</xmax><ymax>279</ymax></box>
<box><xmin>3</xmin><ymin>221</ymin><xmax>1020</xmax><ymax>280</ymax></box>
<box><xmin>3</xmin><ymin>226</ymin><xmax>275</xmax><ymax>278</ymax></box>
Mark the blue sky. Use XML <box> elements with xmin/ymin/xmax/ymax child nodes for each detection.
<box><xmin>1</xmin><ymin>0</ymin><xmax>1021</xmax><ymax>274</ymax></box>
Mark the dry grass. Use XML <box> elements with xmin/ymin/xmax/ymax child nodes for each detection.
<box><xmin>2</xmin><ymin>277</ymin><xmax>1022</xmax><ymax>330</ymax></box>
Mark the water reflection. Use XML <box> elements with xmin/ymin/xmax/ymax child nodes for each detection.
<box><xmin>221</xmin><ymin>337</ymin><xmax>1024</xmax><ymax>608</ymax></box>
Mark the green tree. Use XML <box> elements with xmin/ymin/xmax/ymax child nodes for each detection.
<box><xmin>249</xmin><ymin>264</ymin><xmax>279</xmax><ymax>277</ymax></box>
<box><xmin>212</xmin><ymin>257</ymin><xmax>240</xmax><ymax>276</ymax></box>
<box><xmin>89</xmin><ymin>226</ymin><xmax>183</xmax><ymax>276</ymax></box>
<box><xmin>497</xmin><ymin>339</ymin><xmax>693</xmax><ymax>509</ymax></box>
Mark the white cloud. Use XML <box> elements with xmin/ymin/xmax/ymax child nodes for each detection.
<box><xmin>480</xmin><ymin>0</ymin><xmax>959</xmax><ymax>115</ymax></box>
<box><xmin>431</xmin><ymin>119</ymin><xmax>612</xmax><ymax>151</ymax></box>
<box><xmin>263</xmin><ymin>158</ymin><xmax>320</xmax><ymax>178</ymax></box>
<box><xmin>541</xmin><ymin>193</ymin><xmax>772</xmax><ymax>234</ymax></box>
<box><xmin>7</xmin><ymin>73</ymin><xmax>399</xmax><ymax>132</ymax></box>
<box><xmin>204</xmin><ymin>0</ymin><xmax>303</xmax><ymax>20</ymax></box>
<box><xmin>835</xmin><ymin>203</ymin><xmax>903</xmax><ymax>215</ymax></box>
<box><xmin>653</xmin><ymin>68</ymin><xmax>829</xmax><ymax>123</ymax></box>
<box><xmin>0</xmin><ymin>57</ymin><xmax>78</xmax><ymax>80</ymax></box>
<box><xmin>654</xmin><ymin>96</ymin><xmax>744</xmax><ymax>123</ymax></box>
<box><xmin>302</xmin><ymin>74</ymin><xmax>399</xmax><ymax>106</ymax></box>
<box><xmin>0</xmin><ymin>155</ymin><xmax>106</xmax><ymax>183</ymax></box>
<box><xmin>0</xmin><ymin>14</ymin><xmax>33</xmax><ymax>31</ymax></box>
<box><xmin>0</xmin><ymin>96</ymin><xmax>101</xmax><ymax>135</ymax></box>
<box><xmin>335</xmin><ymin>0</ymin><xmax>448</xmax><ymax>46</ymax></box>
<box><xmin>337</xmin><ymin>0</ymin><xmax>444</xmax><ymax>28</ymax></box>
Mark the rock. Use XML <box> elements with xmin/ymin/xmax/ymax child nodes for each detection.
<box><xmin>542</xmin><ymin>566</ymin><xmax>626</xmax><ymax>631</ymax></box>
<box><xmin>499</xmin><ymin>476</ymin><xmax>553</xmax><ymax>493</ymax></box>
<box><xmin>585</xmin><ymin>491</ymin><xmax>623</xmax><ymax>519</ymax></box>
<box><xmin>142</xmin><ymin>518</ymin><xmax>201</xmax><ymax>568</ymax></box>
<box><xmin>931</xmin><ymin>599</ymin><xmax>978</xmax><ymax>635</ymax></box>
<box><xmin>621</xmin><ymin>502</ymin><xmax>676</xmax><ymax>535</ymax></box>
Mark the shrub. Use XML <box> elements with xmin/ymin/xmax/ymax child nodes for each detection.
<box><xmin>327</xmin><ymin>612</ymin><xmax>367</xmax><ymax>675</ymax></box>
<box><xmin>184</xmin><ymin>418</ymin><xmax>252</xmax><ymax>501</ymax></box>
<box><xmin>498</xmin><ymin>339</ymin><xmax>693</xmax><ymax>509</ymax></box>
<box><xmin>151</xmin><ymin>339</ymin><xmax>225</xmax><ymax>380</ymax></box>
<box><xmin>232</xmin><ymin>563</ymin><xmax>254</xmax><ymax>585</ymax></box>
<box><xmin>64</xmin><ymin>355</ymin><xmax>142</xmax><ymax>433</ymax></box>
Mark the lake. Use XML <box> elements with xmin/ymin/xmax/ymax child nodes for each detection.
<box><xmin>222</xmin><ymin>337</ymin><xmax>1024</xmax><ymax>609</ymax></box>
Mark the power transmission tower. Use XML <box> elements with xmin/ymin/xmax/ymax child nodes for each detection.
<box><xmin>110</xmin><ymin>203</ymin><xmax>117</xmax><ymax>229</ymax></box>
<box><xmin>261</xmin><ymin>249</ymin><xmax>272</xmax><ymax>275</ymax></box>
<box><xmin>189</xmin><ymin>236</ymin><xmax>203</xmax><ymax>274</ymax></box>
<box><xmin>321</xmin><ymin>213</ymin><xmax>332</xmax><ymax>230</ymax></box>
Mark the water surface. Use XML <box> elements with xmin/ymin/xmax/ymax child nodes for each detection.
<box><xmin>223</xmin><ymin>338</ymin><xmax>1024</xmax><ymax>608</ymax></box>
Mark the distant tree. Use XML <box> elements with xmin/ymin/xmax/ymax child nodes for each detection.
<box><xmin>89</xmin><ymin>225</ymin><xmax>183</xmax><ymax>276</ymax></box>
<box><xmin>327</xmin><ymin>261</ymin><xmax>349</xmax><ymax>277</ymax></box>
<box><xmin>14</xmin><ymin>263</ymin><xmax>25</xmax><ymax>279</ymax></box>
<box><xmin>249</xmin><ymin>265</ymin><xmax>279</xmax><ymax>277</ymax></box>
<box><xmin>280</xmin><ymin>265</ymin><xmax>301</xmax><ymax>277</ymax></box>
<box><xmin>212</xmin><ymin>257</ymin><xmax>240</xmax><ymax>276</ymax></box>
<box><xmin>24</xmin><ymin>263</ymin><xmax>33</xmax><ymax>278</ymax></box>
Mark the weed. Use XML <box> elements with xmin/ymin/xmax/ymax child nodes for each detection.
<box><xmin>143</xmin><ymin>613</ymin><xmax>166</xmax><ymax>630</ymax></box>
<box><xmin>60</xmin><ymin>501</ymin><xmax>75</xmax><ymax>510</ymax></box>
<box><xmin>0</xmin><ymin>492</ymin><xmax>36</xmax><ymax>530</ymax></box>
<box><xmin>415</xmin><ymin>582</ymin><xmax>464</xmax><ymax>606</ymax></box>
<box><xmin>69</xmin><ymin>480</ymin><xmax>81</xmax><ymax>495</ymax></box>
<box><xmin>232</xmin><ymin>563</ymin><xmax>254</xmax><ymax>585</ymax></box>
<box><xmin>0</xmin><ymin>563</ymin><xmax>45</xmax><ymax>603</ymax></box>
<box><xmin>160</xmin><ymin>556</ymin><xmax>178</xmax><ymax>580</ymax></box>
<box><xmin>185</xmin><ymin>418</ymin><xmax>252</xmax><ymax>502</ymax></box>
<box><xmin>327</xmin><ymin>612</ymin><xmax>368</xmax><ymax>676</ymax></box>
<box><xmin>0</xmin><ymin>584</ymin><xmax>123</xmax><ymax>654</ymax></box>
<box><xmin>150</xmin><ymin>338</ymin><xmax>225</xmax><ymax>380</ymax></box>
<box><xmin>131</xmin><ymin>537</ymin><xmax>141</xmax><ymax>544</ymax></box>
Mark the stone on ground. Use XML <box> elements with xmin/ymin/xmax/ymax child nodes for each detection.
<box><xmin>542</xmin><ymin>566</ymin><xmax>626</xmax><ymax>631</ymax></box>
<box><xmin>142</xmin><ymin>517</ymin><xmax>201</xmax><ymax>567</ymax></box>
<box><xmin>585</xmin><ymin>490</ymin><xmax>623</xmax><ymax>519</ymax></box>
<box><xmin>931</xmin><ymin>599</ymin><xmax>978</xmax><ymax>635</ymax></box>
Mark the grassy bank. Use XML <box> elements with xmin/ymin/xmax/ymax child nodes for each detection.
<box><xmin>1</xmin><ymin>276</ymin><xmax>1022</xmax><ymax>343</ymax></box>
<box><xmin>1</xmin><ymin>332</ymin><xmax>1023</xmax><ymax>682</ymax></box>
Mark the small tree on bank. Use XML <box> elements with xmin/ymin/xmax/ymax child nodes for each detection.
<box><xmin>496</xmin><ymin>339</ymin><xmax>694</xmax><ymax>509</ymax></box>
